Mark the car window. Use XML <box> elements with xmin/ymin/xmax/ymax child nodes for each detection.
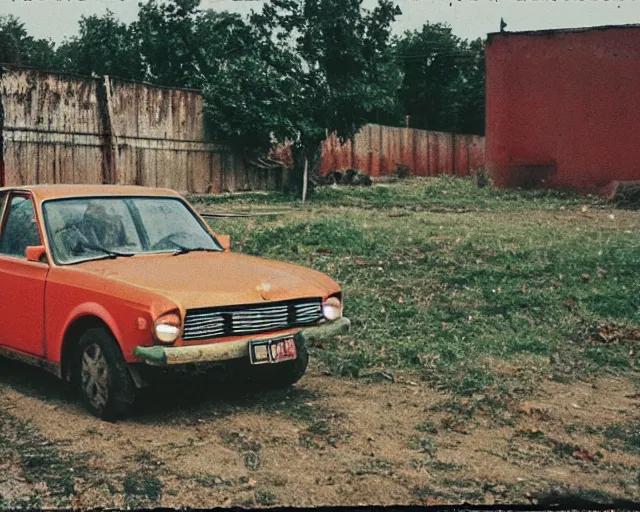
<box><xmin>132</xmin><ymin>198</ymin><xmax>214</xmax><ymax>249</ymax></box>
<box><xmin>43</xmin><ymin>196</ymin><xmax>219</xmax><ymax>264</ymax></box>
<box><xmin>0</xmin><ymin>195</ymin><xmax>42</xmax><ymax>258</ymax></box>
<box><xmin>43</xmin><ymin>198</ymin><xmax>143</xmax><ymax>263</ymax></box>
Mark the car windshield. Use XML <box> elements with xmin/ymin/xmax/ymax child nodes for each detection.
<box><xmin>42</xmin><ymin>196</ymin><xmax>222</xmax><ymax>264</ymax></box>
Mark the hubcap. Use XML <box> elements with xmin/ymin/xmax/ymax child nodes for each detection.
<box><xmin>81</xmin><ymin>343</ymin><xmax>109</xmax><ymax>409</ymax></box>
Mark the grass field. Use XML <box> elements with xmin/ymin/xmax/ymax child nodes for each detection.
<box><xmin>193</xmin><ymin>177</ymin><xmax>640</xmax><ymax>401</ymax></box>
<box><xmin>1</xmin><ymin>176</ymin><xmax>638</xmax><ymax>509</ymax></box>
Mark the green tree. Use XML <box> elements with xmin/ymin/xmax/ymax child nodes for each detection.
<box><xmin>134</xmin><ymin>0</ymin><xmax>265</xmax><ymax>89</ymax></box>
<box><xmin>457</xmin><ymin>37</ymin><xmax>485</xmax><ymax>135</ymax></box>
<box><xmin>134</xmin><ymin>0</ymin><xmax>201</xmax><ymax>87</ymax></box>
<box><xmin>55</xmin><ymin>10</ymin><xmax>144</xmax><ymax>80</ymax></box>
<box><xmin>0</xmin><ymin>15</ymin><xmax>56</xmax><ymax>69</ymax></box>
<box><xmin>132</xmin><ymin>0</ymin><xmax>296</xmax><ymax>150</ymax></box>
<box><xmin>225</xmin><ymin>0</ymin><xmax>404</xmax><ymax>197</ymax></box>
<box><xmin>396</xmin><ymin>23</ymin><xmax>485</xmax><ymax>134</ymax></box>
<box><xmin>200</xmin><ymin>37</ymin><xmax>302</xmax><ymax>159</ymax></box>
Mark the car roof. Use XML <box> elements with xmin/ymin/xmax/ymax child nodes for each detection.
<box><xmin>0</xmin><ymin>184</ymin><xmax>182</xmax><ymax>202</ymax></box>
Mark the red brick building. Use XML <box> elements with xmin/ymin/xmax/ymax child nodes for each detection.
<box><xmin>485</xmin><ymin>25</ymin><xmax>640</xmax><ymax>194</ymax></box>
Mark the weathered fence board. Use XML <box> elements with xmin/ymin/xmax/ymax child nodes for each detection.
<box><xmin>317</xmin><ymin>124</ymin><xmax>485</xmax><ymax>178</ymax></box>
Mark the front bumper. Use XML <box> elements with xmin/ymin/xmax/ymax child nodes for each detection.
<box><xmin>133</xmin><ymin>317</ymin><xmax>351</xmax><ymax>366</ymax></box>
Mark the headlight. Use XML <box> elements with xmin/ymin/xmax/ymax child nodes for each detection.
<box><xmin>322</xmin><ymin>296</ymin><xmax>342</xmax><ymax>321</ymax></box>
<box><xmin>154</xmin><ymin>312</ymin><xmax>181</xmax><ymax>344</ymax></box>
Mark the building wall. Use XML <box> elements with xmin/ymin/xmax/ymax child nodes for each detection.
<box><xmin>485</xmin><ymin>25</ymin><xmax>640</xmax><ymax>193</ymax></box>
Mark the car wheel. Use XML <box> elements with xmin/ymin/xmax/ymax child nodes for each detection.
<box><xmin>249</xmin><ymin>336</ymin><xmax>309</xmax><ymax>390</ymax></box>
<box><xmin>73</xmin><ymin>327</ymin><xmax>136</xmax><ymax>421</ymax></box>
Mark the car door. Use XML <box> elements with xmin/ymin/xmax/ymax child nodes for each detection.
<box><xmin>0</xmin><ymin>192</ymin><xmax>49</xmax><ymax>357</ymax></box>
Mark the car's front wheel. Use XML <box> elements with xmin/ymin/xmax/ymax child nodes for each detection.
<box><xmin>73</xmin><ymin>327</ymin><xmax>136</xmax><ymax>420</ymax></box>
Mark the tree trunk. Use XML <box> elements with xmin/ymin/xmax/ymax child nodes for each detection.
<box><xmin>286</xmin><ymin>139</ymin><xmax>321</xmax><ymax>199</ymax></box>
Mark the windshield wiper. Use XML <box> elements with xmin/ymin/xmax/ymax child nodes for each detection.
<box><xmin>170</xmin><ymin>243</ymin><xmax>219</xmax><ymax>256</ymax></box>
<box><xmin>72</xmin><ymin>241</ymin><xmax>135</xmax><ymax>259</ymax></box>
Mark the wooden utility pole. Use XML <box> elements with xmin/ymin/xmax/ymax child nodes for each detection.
<box><xmin>104</xmin><ymin>75</ymin><xmax>118</xmax><ymax>185</ymax></box>
<box><xmin>302</xmin><ymin>156</ymin><xmax>309</xmax><ymax>202</ymax></box>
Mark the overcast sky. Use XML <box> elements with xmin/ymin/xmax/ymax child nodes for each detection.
<box><xmin>1</xmin><ymin>0</ymin><xmax>639</xmax><ymax>44</ymax></box>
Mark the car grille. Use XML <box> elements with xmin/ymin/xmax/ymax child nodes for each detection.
<box><xmin>182</xmin><ymin>298</ymin><xmax>323</xmax><ymax>341</ymax></box>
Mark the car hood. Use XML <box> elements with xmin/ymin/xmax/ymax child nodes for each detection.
<box><xmin>74</xmin><ymin>252</ymin><xmax>340</xmax><ymax>310</ymax></box>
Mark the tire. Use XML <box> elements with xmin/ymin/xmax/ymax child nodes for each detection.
<box><xmin>72</xmin><ymin>327</ymin><xmax>136</xmax><ymax>421</ymax></box>
<box><xmin>246</xmin><ymin>336</ymin><xmax>309</xmax><ymax>390</ymax></box>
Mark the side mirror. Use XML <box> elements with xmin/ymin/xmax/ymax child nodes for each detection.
<box><xmin>26</xmin><ymin>245</ymin><xmax>47</xmax><ymax>263</ymax></box>
<box><xmin>217</xmin><ymin>235</ymin><xmax>230</xmax><ymax>252</ymax></box>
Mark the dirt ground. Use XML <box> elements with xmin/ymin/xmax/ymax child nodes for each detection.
<box><xmin>0</xmin><ymin>356</ymin><xmax>638</xmax><ymax>508</ymax></box>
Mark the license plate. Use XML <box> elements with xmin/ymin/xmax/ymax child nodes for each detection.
<box><xmin>249</xmin><ymin>338</ymin><xmax>297</xmax><ymax>365</ymax></box>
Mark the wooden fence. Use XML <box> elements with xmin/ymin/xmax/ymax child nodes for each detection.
<box><xmin>318</xmin><ymin>124</ymin><xmax>485</xmax><ymax>177</ymax></box>
<box><xmin>0</xmin><ymin>66</ymin><xmax>286</xmax><ymax>193</ymax></box>
<box><xmin>271</xmin><ymin>124</ymin><xmax>485</xmax><ymax>178</ymax></box>
<box><xmin>0</xmin><ymin>66</ymin><xmax>485</xmax><ymax>191</ymax></box>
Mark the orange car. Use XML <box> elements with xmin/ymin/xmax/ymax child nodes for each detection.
<box><xmin>0</xmin><ymin>185</ymin><xmax>350</xmax><ymax>419</ymax></box>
